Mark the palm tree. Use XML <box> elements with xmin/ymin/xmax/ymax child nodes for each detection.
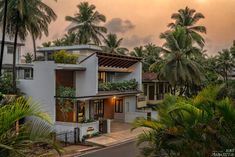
<box><xmin>130</xmin><ymin>46</ymin><xmax>145</xmax><ymax>58</ymax></box>
<box><xmin>62</xmin><ymin>32</ymin><xmax>78</xmax><ymax>46</ymax></box>
<box><xmin>133</xmin><ymin>85</ymin><xmax>235</xmax><ymax>157</ymax></box>
<box><xmin>29</xmin><ymin>0</ymin><xmax>57</xmax><ymax>60</ymax></box>
<box><xmin>65</xmin><ymin>2</ymin><xmax>107</xmax><ymax>45</ymax></box>
<box><xmin>160</xmin><ymin>27</ymin><xmax>204</xmax><ymax>82</ymax></box>
<box><xmin>0</xmin><ymin>0</ymin><xmax>57</xmax><ymax>93</ymax></box>
<box><xmin>102</xmin><ymin>33</ymin><xmax>128</xmax><ymax>55</ymax></box>
<box><xmin>0</xmin><ymin>0</ymin><xmax>8</xmax><ymax>76</ymax></box>
<box><xmin>230</xmin><ymin>40</ymin><xmax>235</xmax><ymax>59</ymax></box>
<box><xmin>0</xmin><ymin>97</ymin><xmax>61</xmax><ymax>156</ymax></box>
<box><xmin>168</xmin><ymin>6</ymin><xmax>206</xmax><ymax>48</ymax></box>
<box><xmin>159</xmin><ymin>26</ymin><xmax>204</xmax><ymax>95</ymax></box>
<box><xmin>216</xmin><ymin>49</ymin><xmax>235</xmax><ymax>84</ymax></box>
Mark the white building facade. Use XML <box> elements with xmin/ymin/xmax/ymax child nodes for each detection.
<box><xmin>18</xmin><ymin>45</ymin><xmax>150</xmax><ymax>141</ymax></box>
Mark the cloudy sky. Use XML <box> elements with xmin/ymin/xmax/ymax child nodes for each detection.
<box><xmin>25</xmin><ymin>0</ymin><xmax>235</xmax><ymax>56</ymax></box>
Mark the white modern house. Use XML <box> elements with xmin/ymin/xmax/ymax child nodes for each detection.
<box><xmin>18</xmin><ymin>45</ymin><xmax>151</xmax><ymax>141</ymax></box>
<box><xmin>0</xmin><ymin>30</ymin><xmax>24</xmax><ymax>73</ymax></box>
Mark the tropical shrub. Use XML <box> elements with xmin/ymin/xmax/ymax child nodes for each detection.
<box><xmin>56</xmin><ymin>86</ymin><xmax>76</xmax><ymax>121</ymax></box>
<box><xmin>98</xmin><ymin>79</ymin><xmax>138</xmax><ymax>91</ymax></box>
<box><xmin>52</xmin><ymin>50</ymin><xmax>79</xmax><ymax>64</ymax></box>
<box><xmin>133</xmin><ymin>86</ymin><xmax>235</xmax><ymax>157</ymax></box>
<box><xmin>0</xmin><ymin>73</ymin><xmax>20</xmax><ymax>94</ymax></box>
<box><xmin>0</xmin><ymin>97</ymin><xmax>61</xmax><ymax>156</ymax></box>
<box><xmin>24</xmin><ymin>52</ymin><xmax>33</xmax><ymax>63</ymax></box>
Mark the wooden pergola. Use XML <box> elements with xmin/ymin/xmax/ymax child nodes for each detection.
<box><xmin>96</xmin><ymin>52</ymin><xmax>142</xmax><ymax>69</ymax></box>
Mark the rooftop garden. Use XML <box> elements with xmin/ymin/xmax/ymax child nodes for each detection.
<box><xmin>52</xmin><ymin>50</ymin><xmax>79</xmax><ymax>64</ymax></box>
<box><xmin>98</xmin><ymin>79</ymin><xmax>138</xmax><ymax>92</ymax></box>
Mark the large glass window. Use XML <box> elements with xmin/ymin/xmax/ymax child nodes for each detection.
<box><xmin>98</xmin><ymin>72</ymin><xmax>115</xmax><ymax>83</ymax></box>
<box><xmin>115</xmin><ymin>99</ymin><xmax>123</xmax><ymax>113</ymax></box>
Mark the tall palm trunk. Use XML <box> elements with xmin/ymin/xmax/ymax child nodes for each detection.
<box><xmin>13</xmin><ymin>22</ymin><xmax>19</xmax><ymax>94</ymax></box>
<box><xmin>32</xmin><ymin>34</ymin><xmax>37</xmax><ymax>60</ymax></box>
<box><xmin>0</xmin><ymin>0</ymin><xmax>8</xmax><ymax>76</ymax></box>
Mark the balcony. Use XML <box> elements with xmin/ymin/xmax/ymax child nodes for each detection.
<box><xmin>98</xmin><ymin>79</ymin><xmax>139</xmax><ymax>92</ymax></box>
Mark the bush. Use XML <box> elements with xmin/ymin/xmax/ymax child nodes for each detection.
<box><xmin>134</xmin><ymin>85</ymin><xmax>235</xmax><ymax>157</ymax></box>
<box><xmin>98</xmin><ymin>79</ymin><xmax>138</xmax><ymax>92</ymax></box>
<box><xmin>52</xmin><ymin>50</ymin><xmax>79</xmax><ymax>64</ymax></box>
<box><xmin>0</xmin><ymin>73</ymin><xmax>19</xmax><ymax>94</ymax></box>
<box><xmin>24</xmin><ymin>52</ymin><xmax>33</xmax><ymax>63</ymax></box>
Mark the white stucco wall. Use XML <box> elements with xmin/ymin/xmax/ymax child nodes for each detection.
<box><xmin>2</xmin><ymin>45</ymin><xmax>21</xmax><ymax>65</ymax></box>
<box><xmin>19</xmin><ymin>61</ymin><xmax>56</xmax><ymax>122</ymax></box>
<box><xmin>76</xmin><ymin>55</ymin><xmax>98</xmax><ymax>97</ymax></box>
<box><xmin>55</xmin><ymin>121</ymin><xmax>99</xmax><ymax>142</ymax></box>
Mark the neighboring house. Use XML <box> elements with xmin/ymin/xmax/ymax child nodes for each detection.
<box><xmin>0</xmin><ymin>30</ymin><xmax>24</xmax><ymax>73</ymax></box>
<box><xmin>138</xmin><ymin>72</ymin><xmax>171</xmax><ymax>108</ymax></box>
<box><xmin>18</xmin><ymin>45</ymin><xmax>151</xmax><ymax>141</ymax></box>
<box><xmin>228</xmin><ymin>68</ymin><xmax>235</xmax><ymax>80</ymax></box>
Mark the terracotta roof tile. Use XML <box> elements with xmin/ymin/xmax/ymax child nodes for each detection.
<box><xmin>142</xmin><ymin>72</ymin><xmax>158</xmax><ymax>81</ymax></box>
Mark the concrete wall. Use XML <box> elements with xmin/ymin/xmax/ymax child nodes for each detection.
<box><xmin>113</xmin><ymin>96</ymin><xmax>137</xmax><ymax>122</ymax></box>
<box><xmin>19</xmin><ymin>61</ymin><xmax>56</xmax><ymax>122</ymax></box>
<box><xmin>124</xmin><ymin>96</ymin><xmax>137</xmax><ymax>112</ymax></box>
<box><xmin>76</xmin><ymin>55</ymin><xmax>98</xmax><ymax>97</ymax></box>
<box><xmin>55</xmin><ymin>121</ymin><xmax>99</xmax><ymax>142</ymax></box>
<box><xmin>125</xmin><ymin>112</ymin><xmax>148</xmax><ymax>123</ymax></box>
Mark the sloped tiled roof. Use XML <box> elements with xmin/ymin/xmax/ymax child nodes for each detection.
<box><xmin>142</xmin><ymin>72</ymin><xmax>158</xmax><ymax>81</ymax></box>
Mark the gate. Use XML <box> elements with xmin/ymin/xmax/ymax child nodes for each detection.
<box><xmin>99</xmin><ymin>119</ymin><xmax>108</xmax><ymax>133</ymax></box>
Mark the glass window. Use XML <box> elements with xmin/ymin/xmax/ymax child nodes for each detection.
<box><xmin>7</xmin><ymin>46</ymin><xmax>14</xmax><ymax>54</ymax></box>
<box><xmin>24</xmin><ymin>68</ymin><xmax>33</xmax><ymax>79</ymax></box>
<box><xmin>94</xmin><ymin>99</ymin><xmax>104</xmax><ymax>119</ymax></box>
<box><xmin>98</xmin><ymin>72</ymin><xmax>106</xmax><ymax>83</ymax></box>
<box><xmin>115</xmin><ymin>99</ymin><xmax>123</xmax><ymax>113</ymax></box>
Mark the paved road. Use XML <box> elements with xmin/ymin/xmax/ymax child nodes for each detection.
<box><xmin>78</xmin><ymin>140</ymin><xmax>141</xmax><ymax>157</ymax></box>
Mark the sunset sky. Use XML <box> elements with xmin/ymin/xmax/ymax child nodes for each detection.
<box><xmin>27</xmin><ymin>0</ymin><xmax>235</xmax><ymax>56</ymax></box>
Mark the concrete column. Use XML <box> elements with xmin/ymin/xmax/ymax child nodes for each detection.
<box><xmin>107</xmin><ymin>119</ymin><xmax>111</xmax><ymax>133</ymax></box>
<box><xmin>85</xmin><ymin>101</ymin><xmax>90</xmax><ymax>120</ymax></box>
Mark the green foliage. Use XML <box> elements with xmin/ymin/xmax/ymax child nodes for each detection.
<box><xmin>42</xmin><ymin>32</ymin><xmax>78</xmax><ymax>47</ymax></box>
<box><xmin>82</xmin><ymin>132</ymin><xmax>100</xmax><ymax>142</ymax></box>
<box><xmin>23</xmin><ymin>52</ymin><xmax>33</xmax><ymax>63</ymax></box>
<box><xmin>130</xmin><ymin>44</ymin><xmax>161</xmax><ymax>72</ymax></box>
<box><xmin>98</xmin><ymin>79</ymin><xmax>138</xmax><ymax>92</ymax></box>
<box><xmin>0</xmin><ymin>97</ymin><xmax>61</xmax><ymax>156</ymax></box>
<box><xmin>65</xmin><ymin>2</ymin><xmax>107</xmax><ymax>45</ymax></box>
<box><xmin>102</xmin><ymin>33</ymin><xmax>129</xmax><ymax>55</ymax></box>
<box><xmin>160</xmin><ymin>26</ymin><xmax>205</xmax><ymax>87</ymax></box>
<box><xmin>0</xmin><ymin>73</ymin><xmax>19</xmax><ymax>94</ymax></box>
<box><xmin>218</xmin><ymin>81</ymin><xmax>235</xmax><ymax>100</ymax></box>
<box><xmin>168</xmin><ymin>6</ymin><xmax>206</xmax><ymax>48</ymax></box>
<box><xmin>52</xmin><ymin>50</ymin><xmax>79</xmax><ymax>64</ymax></box>
<box><xmin>56</xmin><ymin>86</ymin><xmax>76</xmax><ymax>121</ymax></box>
<box><xmin>133</xmin><ymin>86</ymin><xmax>235</xmax><ymax>157</ymax></box>
<box><xmin>56</xmin><ymin>86</ymin><xmax>76</xmax><ymax>97</ymax></box>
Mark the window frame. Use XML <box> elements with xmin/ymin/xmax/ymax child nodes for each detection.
<box><xmin>115</xmin><ymin>99</ymin><xmax>123</xmax><ymax>113</ymax></box>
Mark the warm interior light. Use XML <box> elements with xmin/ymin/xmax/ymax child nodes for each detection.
<box><xmin>113</xmin><ymin>96</ymin><xmax>116</xmax><ymax>100</ymax></box>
